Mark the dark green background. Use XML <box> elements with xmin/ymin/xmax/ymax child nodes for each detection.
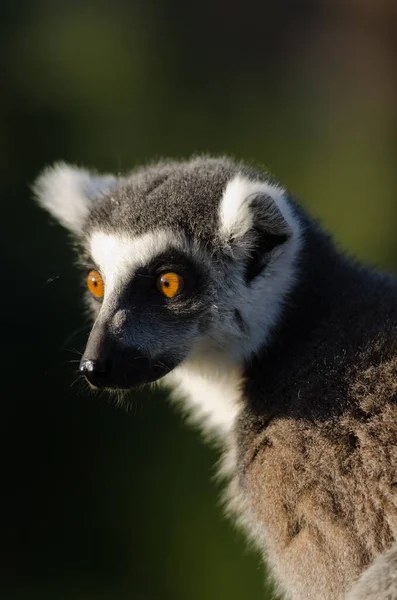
<box><xmin>2</xmin><ymin>1</ymin><xmax>397</xmax><ymax>599</ymax></box>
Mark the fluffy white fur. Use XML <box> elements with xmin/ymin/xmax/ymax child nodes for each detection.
<box><xmin>165</xmin><ymin>350</ymin><xmax>244</xmax><ymax>440</ymax></box>
<box><xmin>347</xmin><ymin>544</ymin><xmax>397</xmax><ymax>599</ymax></box>
<box><xmin>33</xmin><ymin>163</ymin><xmax>118</xmax><ymax>233</ymax></box>
<box><xmin>218</xmin><ymin>175</ymin><xmax>302</xmax><ymax>357</ymax></box>
<box><xmin>219</xmin><ymin>176</ymin><xmax>292</xmax><ymax>239</ymax></box>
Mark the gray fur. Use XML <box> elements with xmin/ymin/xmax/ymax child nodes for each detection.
<box><xmin>34</xmin><ymin>155</ymin><xmax>397</xmax><ymax>599</ymax></box>
<box><xmin>85</xmin><ymin>156</ymin><xmax>282</xmax><ymax>249</ymax></box>
<box><xmin>347</xmin><ymin>544</ymin><xmax>397</xmax><ymax>599</ymax></box>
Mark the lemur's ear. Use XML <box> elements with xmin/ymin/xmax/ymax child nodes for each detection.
<box><xmin>219</xmin><ymin>175</ymin><xmax>297</xmax><ymax>281</ymax></box>
<box><xmin>33</xmin><ymin>162</ymin><xmax>118</xmax><ymax>235</ymax></box>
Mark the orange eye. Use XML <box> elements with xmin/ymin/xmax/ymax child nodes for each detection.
<box><xmin>87</xmin><ymin>270</ymin><xmax>104</xmax><ymax>299</ymax></box>
<box><xmin>156</xmin><ymin>272</ymin><xmax>184</xmax><ymax>298</ymax></box>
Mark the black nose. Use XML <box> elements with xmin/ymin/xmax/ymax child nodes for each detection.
<box><xmin>79</xmin><ymin>321</ymin><xmax>177</xmax><ymax>390</ymax></box>
<box><xmin>79</xmin><ymin>358</ymin><xmax>112</xmax><ymax>387</ymax></box>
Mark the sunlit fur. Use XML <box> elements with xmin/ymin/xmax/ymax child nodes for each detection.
<box><xmin>33</xmin><ymin>162</ymin><xmax>119</xmax><ymax>233</ymax></box>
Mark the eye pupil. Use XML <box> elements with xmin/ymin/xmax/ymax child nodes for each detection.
<box><xmin>87</xmin><ymin>270</ymin><xmax>104</xmax><ymax>300</ymax></box>
<box><xmin>156</xmin><ymin>272</ymin><xmax>184</xmax><ymax>298</ymax></box>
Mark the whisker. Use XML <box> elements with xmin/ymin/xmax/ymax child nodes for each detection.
<box><xmin>156</xmin><ymin>360</ymin><xmax>172</xmax><ymax>374</ymax></box>
<box><xmin>61</xmin><ymin>324</ymin><xmax>91</xmax><ymax>349</ymax></box>
<box><xmin>64</xmin><ymin>347</ymin><xmax>84</xmax><ymax>358</ymax></box>
<box><xmin>44</xmin><ymin>275</ymin><xmax>60</xmax><ymax>286</ymax></box>
<box><xmin>70</xmin><ymin>373</ymin><xmax>85</xmax><ymax>388</ymax></box>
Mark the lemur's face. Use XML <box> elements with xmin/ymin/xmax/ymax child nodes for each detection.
<box><xmin>80</xmin><ymin>228</ymin><xmax>217</xmax><ymax>389</ymax></box>
<box><xmin>34</xmin><ymin>157</ymin><xmax>299</xmax><ymax>391</ymax></box>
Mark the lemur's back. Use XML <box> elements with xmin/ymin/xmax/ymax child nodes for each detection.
<box><xmin>237</xmin><ymin>233</ymin><xmax>397</xmax><ymax>600</ymax></box>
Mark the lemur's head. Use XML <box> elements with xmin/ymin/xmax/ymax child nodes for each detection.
<box><xmin>34</xmin><ymin>156</ymin><xmax>301</xmax><ymax>391</ymax></box>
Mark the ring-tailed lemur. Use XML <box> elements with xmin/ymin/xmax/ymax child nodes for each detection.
<box><xmin>34</xmin><ymin>156</ymin><xmax>397</xmax><ymax>600</ymax></box>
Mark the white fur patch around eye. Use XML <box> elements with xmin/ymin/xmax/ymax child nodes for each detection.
<box><xmin>219</xmin><ymin>175</ymin><xmax>290</xmax><ymax>239</ymax></box>
<box><xmin>33</xmin><ymin>162</ymin><xmax>118</xmax><ymax>234</ymax></box>
<box><xmin>89</xmin><ymin>230</ymin><xmax>184</xmax><ymax>298</ymax></box>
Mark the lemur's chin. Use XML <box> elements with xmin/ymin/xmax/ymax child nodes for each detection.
<box><xmin>79</xmin><ymin>353</ymin><xmax>179</xmax><ymax>391</ymax></box>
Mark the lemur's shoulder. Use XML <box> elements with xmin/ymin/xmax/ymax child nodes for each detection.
<box><xmin>236</xmin><ymin>258</ymin><xmax>397</xmax><ymax>600</ymax></box>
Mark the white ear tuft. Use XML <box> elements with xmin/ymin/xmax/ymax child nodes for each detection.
<box><xmin>219</xmin><ymin>175</ymin><xmax>292</xmax><ymax>240</ymax></box>
<box><xmin>33</xmin><ymin>162</ymin><xmax>118</xmax><ymax>234</ymax></box>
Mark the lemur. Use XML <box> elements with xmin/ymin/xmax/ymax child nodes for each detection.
<box><xmin>34</xmin><ymin>156</ymin><xmax>397</xmax><ymax>600</ymax></box>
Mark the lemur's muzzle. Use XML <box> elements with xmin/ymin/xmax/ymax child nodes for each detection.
<box><xmin>79</xmin><ymin>320</ymin><xmax>173</xmax><ymax>389</ymax></box>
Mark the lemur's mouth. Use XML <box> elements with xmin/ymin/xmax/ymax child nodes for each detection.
<box><xmin>79</xmin><ymin>353</ymin><xmax>178</xmax><ymax>390</ymax></box>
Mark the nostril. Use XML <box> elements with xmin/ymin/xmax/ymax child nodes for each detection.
<box><xmin>81</xmin><ymin>359</ymin><xmax>95</xmax><ymax>373</ymax></box>
<box><xmin>79</xmin><ymin>358</ymin><xmax>112</xmax><ymax>382</ymax></box>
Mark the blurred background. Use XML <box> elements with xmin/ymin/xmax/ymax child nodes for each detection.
<box><xmin>2</xmin><ymin>1</ymin><xmax>397</xmax><ymax>598</ymax></box>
